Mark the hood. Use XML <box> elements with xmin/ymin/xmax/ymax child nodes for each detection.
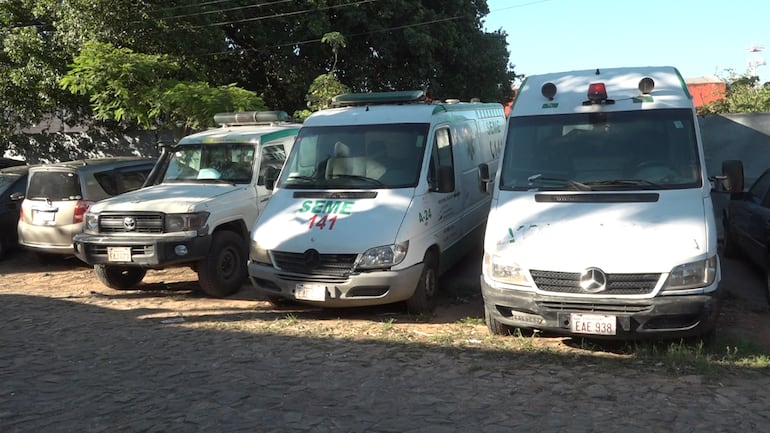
<box><xmin>90</xmin><ymin>183</ymin><xmax>244</xmax><ymax>213</ymax></box>
<box><xmin>253</xmin><ymin>188</ymin><xmax>413</xmax><ymax>253</ymax></box>
<box><xmin>487</xmin><ymin>190</ymin><xmax>709</xmax><ymax>272</ymax></box>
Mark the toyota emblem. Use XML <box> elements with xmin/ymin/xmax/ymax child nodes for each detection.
<box><xmin>123</xmin><ymin>216</ymin><xmax>137</xmax><ymax>231</ymax></box>
<box><xmin>579</xmin><ymin>267</ymin><xmax>607</xmax><ymax>293</ymax></box>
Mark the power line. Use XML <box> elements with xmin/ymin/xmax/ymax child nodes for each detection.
<box><xmin>149</xmin><ymin>0</ymin><xmax>295</xmax><ymax>22</ymax></box>
<box><xmin>488</xmin><ymin>0</ymin><xmax>553</xmax><ymax>14</ymax></box>
<box><xmin>190</xmin><ymin>0</ymin><xmax>379</xmax><ymax>28</ymax></box>
<box><xmin>194</xmin><ymin>14</ymin><xmax>464</xmax><ymax>58</ymax></box>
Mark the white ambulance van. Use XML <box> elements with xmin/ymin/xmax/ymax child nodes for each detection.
<box><xmin>248</xmin><ymin>90</ymin><xmax>505</xmax><ymax>313</ymax></box>
<box><xmin>481</xmin><ymin>67</ymin><xmax>721</xmax><ymax>339</ymax></box>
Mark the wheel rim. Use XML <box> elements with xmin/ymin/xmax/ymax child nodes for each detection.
<box><xmin>218</xmin><ymin>246</ymin><xmax>238</xmax><ymax>281</ymax></box>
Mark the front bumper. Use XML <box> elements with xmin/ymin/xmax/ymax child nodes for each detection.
<box><xmin>481</xmin><ymin>277</ymin><xmax>722</xmax><ymax>339</ymax></box>
<box><xmin>248</xmin><ymin>260</ymin><xmax>424</xmax><ymax>308</ymax></box>
<box><xmin>73</xmin><ymin>232</ymin><xmax>212</xmax><ymax>268</ymax></box>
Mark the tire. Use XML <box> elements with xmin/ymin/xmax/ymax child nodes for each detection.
<box><xmin>94</xmin><ymin>264</ymin><xmax>146</xmax><ymax>290</ymax></box>
<box><xmin>0</xmin><ymin>238</ymin><xmax>5</xmax><ymax>260</ymax></box>
<box><xmin>197</xmin><ymin>231</ymin><xmax>247</xmax><ymax>298</ymax></box>
<box><xmin>406</xmin><ymin>251</ymin><xmax>438</xmax><ymax>314</ymax></box>
<box><xmin>484</xmin><ymin>303</ymin><xmax>511</xmax><ymax>336</ymax></box>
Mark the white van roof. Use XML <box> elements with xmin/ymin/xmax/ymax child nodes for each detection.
<box><xmin>304</xmin><ymin>91</ymin><xmax>504</xmax><ymax>126</ymax></box>
<box><xmin>511</xmin><ymin>66</ymin><xmax>694</xmax><ymax>117</ymax></box>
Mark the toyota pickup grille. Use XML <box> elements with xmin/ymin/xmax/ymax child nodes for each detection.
<box><xmin>99</xmin><ymin>214</ymin><xmax>164</xmax><ymax>233</ymax></box>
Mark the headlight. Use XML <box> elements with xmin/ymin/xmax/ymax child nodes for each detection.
<box><xmin>663</xmin><ymin>255</ymin><xmax>717</xmax><ymax>291</ymax></box>
<box><xmin>250</xmin><ymin>239</ymin><xmax>271</xmax><ymax>264</ymax></box>
<box><xmin>483</xmin><ymin>252</ymin><xmax>530</xmax><ymax>286</ymax></box>
<box><xmin>356</xmin><ymin>242</ymin><xmax>408</xmax><ymax>270</ymax></box>
<box><xmin>164</xmin><ymin>212</ymin><xmax>209</xmax><ymax>233</ymax></box>
<box><xmin>84</xmin><ymin>212</ymin><xmax>99</xmax><ymax>233</ymax></box>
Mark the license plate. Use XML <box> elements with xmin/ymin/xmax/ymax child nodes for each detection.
<box><xmin>33</xmin><ymin>210</ymin><xmax>55</xmax><ymax>225</ymax></box>
<box><xmin>570</xmin><ymin>313</ymin><xmax>616</xmax><ymax>335</ymax></box>
<box><xmin>107</xmin><ymin>247</ymin><xmax>132</xmax><ymax>262</ymax></box>
<box><xmin>294</xmin><ymin>284</ymin><xmax>327</xmax><ymax>301</ymax></box>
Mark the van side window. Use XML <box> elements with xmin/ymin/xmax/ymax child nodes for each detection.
<box><xmin>429</xmin><ymin>127</ymin><xmax>455</xmax><ymax>192</ymax></box>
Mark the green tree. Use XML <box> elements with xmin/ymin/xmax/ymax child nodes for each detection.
<box><xmin>294</xmin><ymin>31</ymin><xmax>351</xmax><ymax>120</ymax></box>
<box><xmin>224</xmin><ymin>0</ymin><xmax>514</xmax><ymax>113</ymax></box>
<box><xmin>60</xmin><ymin>41</ymin><xmax>264</xmax><ymax>130</ymax></box>
<box><xmin>699</xmin><ymin>73</ymin><xmax>770</xmax><ymax>114</ymax></box>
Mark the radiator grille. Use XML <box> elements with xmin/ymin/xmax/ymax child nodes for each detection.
<box><xmin>99</xmin><ymin>213</ymin><xmax>163</xmax><ymax>233</ymax></box>
<box><xmin>271</xmin><ymin>251</ymin><xmax>357</xmax><ymax>277</ymax></box>
<box><xmin>530</xmin><ymin>269</ymin><xmax>660</xmax><ymax>295</ymax></box>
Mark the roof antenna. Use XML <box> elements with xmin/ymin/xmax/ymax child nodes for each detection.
<box><xmin>595</xmin><ymin>68</ymin><xmax>600</xmax><ymax>75</ymax></box>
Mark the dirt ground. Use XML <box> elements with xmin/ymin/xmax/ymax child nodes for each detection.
<box><xmin>1</xmin><ymin>248</ymin><xmax>769</xmax><ymax>353</ymax></box>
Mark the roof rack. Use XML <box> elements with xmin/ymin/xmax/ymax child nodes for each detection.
<box><xmin>331</xmin><ymin>90</ymin><xmax>426</xmax><ymax>107</ymax></box>
<box><xmin>213</xmin><ymin>111</ymin><xmax>290</xmax><ymax>126</ymax></box>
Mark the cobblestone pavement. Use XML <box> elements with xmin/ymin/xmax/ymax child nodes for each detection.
<box><xmin>1</xmin><ymin>252</ymin><xmax>770</xmax><ymax>433</ymax></box>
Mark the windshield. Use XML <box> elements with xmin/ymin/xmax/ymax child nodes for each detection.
<box><xmin>278</xmin><ymin>123</ymin><xmax>429</xmax><ymax>189</ymax></box>
<box><xmin>500</xmin><ymin>109</ymin><xmax>702</xmax><ymax>191</ymax></box>
<box><xmin>162</xmin><ymin>143</ymin><xmax>256</xmax><ymax>184</ymax></box>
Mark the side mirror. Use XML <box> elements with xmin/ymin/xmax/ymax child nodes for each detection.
<box><xmin>721</xmin><ymin>160</ymin><xmax>744</xmax><ymax>194</ymax></box>
<box><xmin>478</xmin><ymin>163</ymin><xmax>491</xmax><ymax>193</ymax></box>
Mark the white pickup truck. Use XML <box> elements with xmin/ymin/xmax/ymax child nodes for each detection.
<box><xmin>73</xmin><ymin>111</ymin><xmax>299</xmax><ymax>297</ymax></box>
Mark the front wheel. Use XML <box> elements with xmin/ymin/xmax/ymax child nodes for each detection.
<box><xmin>94</xmin><ymin>264</ymin><xmax>146</xmax><ymax>290</ymax></box>
<box><xmin>484</xmin><ymin>303</ymin><xmax>511</xmax><ymax>335</ymax></box>
<box><xmin>197</xmin><ymin>231</ymin><xmax>247</xmax><ymax>298</ymax></box>
<box><xmin>406</xmin><ymin>251</ymin><xmax>438</xmax><ymax>314</ymax></box>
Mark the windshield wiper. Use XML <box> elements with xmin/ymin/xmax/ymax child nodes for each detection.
<box><xmin>527</xmin><ymin>174</ymin><xmax>591</xmax><ymax>191</ymax></box>
<box><xmin>585</xmin><ymin>179</ymin><xmax>663</xmax><ymax>189</ymax></box>
<box><xmin>329</xmin><ymin>174</ymin><xmax>384</xmax><ymax>186</ymax></box>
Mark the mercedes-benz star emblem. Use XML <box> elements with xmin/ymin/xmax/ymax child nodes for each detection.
<box><xmin>579</xmin><ymin>267</ymin><xmax>607</xmax><ymax>293</ymax></box>
<box><xmin>123</xmin><ymin>216</ymin><xmax>136</xmax><ymax>231</ymax></box>
<box><xmin>303</xmin><ymin>249</ymin><xmax>321</xmax><ymax>270</ymax></box>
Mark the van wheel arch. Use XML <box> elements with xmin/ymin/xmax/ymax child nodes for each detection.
<box><xmin>484</xmin><ymin>303</ymin><xmax>512</xmax><ymax>335</ymax></box>
<box><xmin>406</xmin><ymin>247</ymin><xmax>440</xmax><ymax>314</ymax></box>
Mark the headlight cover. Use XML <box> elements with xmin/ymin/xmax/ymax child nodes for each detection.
<box><xmin>250</xmin><ymin>239</ymin><xmax>271</xmax><ymax>265</ymax></box>
<box><xmin>483</xmin><ymin>252</ymin><xmax>530</xmax><ymax>287</ymax></box>
<box><xmin>84</xmin><ymin>212</ymin><xmax>99</xmax><ymax>233</ymax></box>
<box><xmin>356</xmin><ymin>242</ymin><xmax>408</xmax><ymax>270</ymax></box>
<box><xmin>663</xmin><ymin>255</ymin><xmax>718</xmax><ymax>292</ymax></box>
<box><xmin>164</xmin><ymin>212</ymin><xmax>209</xmax><ymax>234</ymax></box>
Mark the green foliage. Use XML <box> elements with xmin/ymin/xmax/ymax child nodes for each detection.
<box><xmin>304</xmin><ymin>72</ymin><xmax>350</xmax><ymax>114</ymax></box>
<box><xmin>60</xmin><ymin>41</ymin><xmax>263</xmax><ymax>129</ymax></box>
<box><xmin>2</xmin><ymin>0</ymin><xmax>515</xmax><ymax>149</ymax></box>
<box><xmin>699</xmin><ymin>73</ymin><xmax>770</xmax><ymax>114</ymax></box>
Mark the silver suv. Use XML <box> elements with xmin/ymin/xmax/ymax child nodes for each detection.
<box><xmin>18</xmin><ymin>157</ymin><xmax>155</xmax><ymax>260</ymax></box>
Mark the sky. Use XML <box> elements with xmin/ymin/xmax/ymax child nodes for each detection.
<box><xmin>483</xmin><ymin>0</ymin><xmax>769</xmax><ymax>84</ymax></box>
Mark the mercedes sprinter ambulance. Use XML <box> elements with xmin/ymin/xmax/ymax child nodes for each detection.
<box><xmin>481</xmin><ymin>67</ymin><xmax>721</xmax><ymax>339</ymax></box>
<box><xmin>248</xmin><ymin>90</ymin><xmax>505</xmax><ymax>313</ymax></box>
